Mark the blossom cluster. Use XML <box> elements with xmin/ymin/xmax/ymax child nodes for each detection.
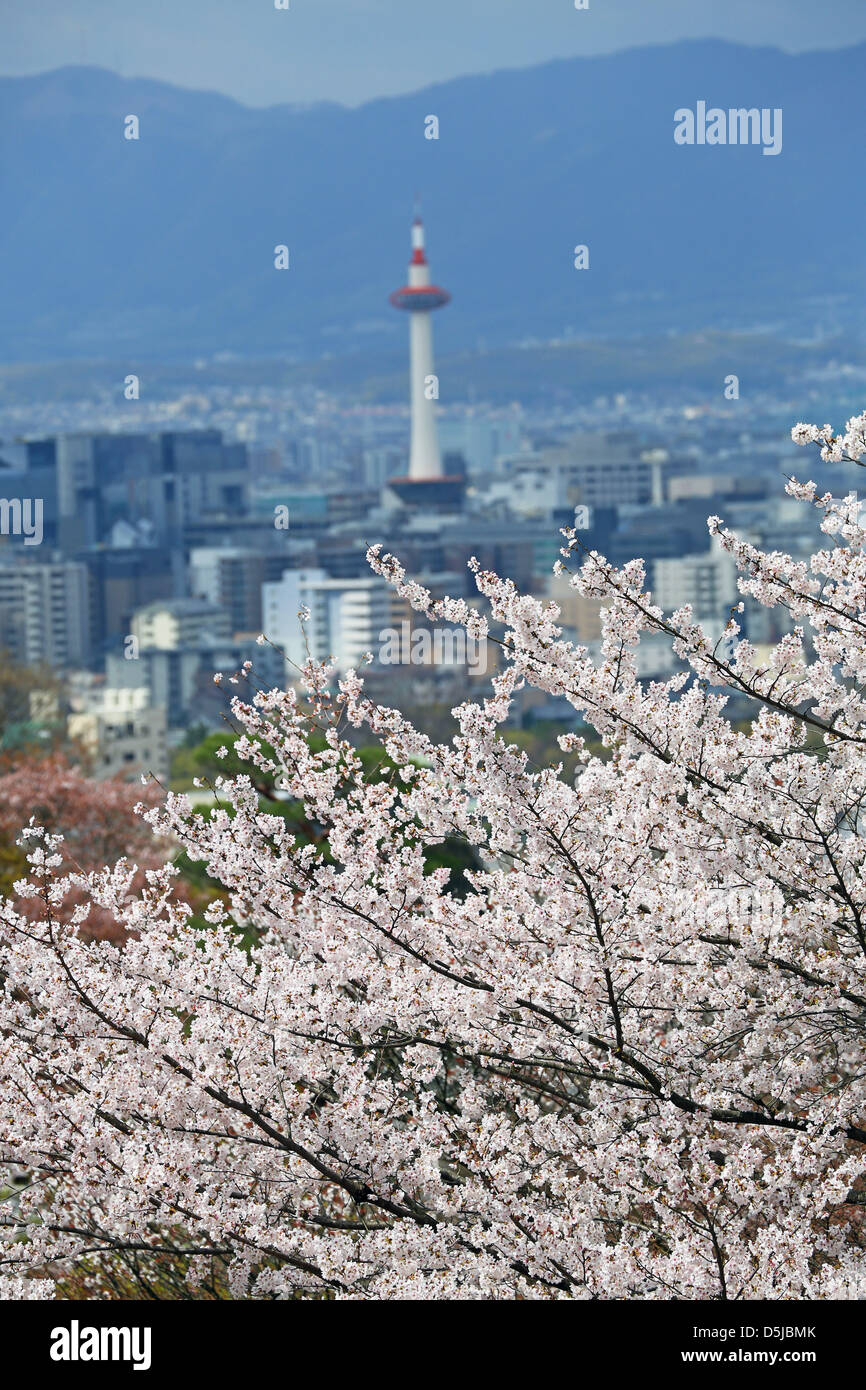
<box><xmin>792</xmin><ymin>412</ymin><xmax>866</xmax><ymax>463</ymax></box>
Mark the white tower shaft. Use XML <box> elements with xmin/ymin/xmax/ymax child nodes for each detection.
<box><xmin>409</xmin><ymin>311</ymin><xmax>441</xmax><ymax>480</ymax></box>
<box><xmin>390</xmin><ymin>217</ymin><xmax>451</xmax><ymax>487</ymax></box>
<box><xmin>405</xmin><ymin>220</ymin><xmax>444</xmax><ymax>481</ymax></box>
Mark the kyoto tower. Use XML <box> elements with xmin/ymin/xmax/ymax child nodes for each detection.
<box><xmin>387</xmin><ymin>212</ymin><xmax>465</xmax><ymax>510</ymax></box>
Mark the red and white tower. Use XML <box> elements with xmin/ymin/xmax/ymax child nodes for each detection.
<box><xmin>387</xmin><ymin>213</ymin><xmax>465</xmax><ymax>510</ymax></box>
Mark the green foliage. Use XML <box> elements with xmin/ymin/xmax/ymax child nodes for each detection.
<box><xmin>502</xmin><ymin>722</ymin><xmax>607</xmax><ymax>778</ymax></box>
<box><xmin>0</xmin><ymin>841</ymin><xmax>27</xmax><ymax>900</ymax></box>
<box><xmin>170</xmin><ymin>721</ymin><xmax>610</xmax><ymax>906</ymax></box>
<box><xmin>172</xmin><ymin>728</ymin><xmax>481</xmax><ymax>900</ymax></box>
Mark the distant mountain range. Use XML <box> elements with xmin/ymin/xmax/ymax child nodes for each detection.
<box><xmin>1</xmin><ymin>40</ymin><xmax>864</xmax><ymax>363</ymax></box>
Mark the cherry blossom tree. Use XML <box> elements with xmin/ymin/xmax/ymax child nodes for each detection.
<box><xmin>0</xmin><ymin>756</ymin><xmax>167</xmax><ymax>943</ymax></box>
<box><xmin>2</xmin><ymin>413</ymin><xmax>866</xmax><ymax>1301</ymax></box>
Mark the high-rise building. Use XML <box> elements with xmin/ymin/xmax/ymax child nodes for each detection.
<box><xmin>0</xmin><ymin>438</ymin><xmax>59</xmax><ymax>548</ymax></box>
<box><xmin>653</xmin><ymin>548</ymin><xmax>738</xmax><ymax>622</ymax></box>
<box><xmin>131</xmin><ymin>597</ymin><xmax>232</xmax><ymax>652</ymax></box>
<box><xmin>189</xmin><ymin>547</ymin><xmax>288</xmax><ymax>636</ymax></box>
<box><xmin>533</xmin><ymin>433</ymin><xmax>673</xmax><ymax>510</ymax></box>
<box><xmin>54</xmin><ymin>430</ymin><xmax>249</xmax><ymax>549</ymax></box>
<box><xmin>77</xmin><ymin>543</ymin><xmax>175</xmax><ymax>657</ymax></box>
<box><xmin>262</xmin><ymin>568</ymin><xmax>392</xmax><ymax>676</ymax></box>
<box><xmin>0</xmin><ymin>559</ymin><xmax>91</xmax><ymax>668</ymax></box>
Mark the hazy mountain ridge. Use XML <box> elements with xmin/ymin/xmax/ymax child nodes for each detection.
<box><xmin>1</xmin><ymin>40</ymin><xmax>864</xmax><ymax>361</ymax></box>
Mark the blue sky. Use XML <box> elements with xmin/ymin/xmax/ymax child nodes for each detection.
<box><xmin>2</xmin><ymin>0</ymin><xmax>865</xmax><ymax>106</ymax></box>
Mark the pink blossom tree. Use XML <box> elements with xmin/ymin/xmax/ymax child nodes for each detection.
<box><xmin>1</xmin><ymin>414</ymin><xmax>866</xmax><ymax>1300</ymax></box>
<box><xmin>0</xmin><ymin>756</ymin><xmax>167</xmax><ymax>943</ymax></box>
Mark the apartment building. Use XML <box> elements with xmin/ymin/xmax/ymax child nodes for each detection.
<box><xmin>0</xmin><ymin>559</ymin><xmax>91</xmax><ymax>667</ymax></box>
<box><xmin>262</xmin><ymin>568</ymin><xmax>392</xmax><ymax>675</ymax></box>
<box><xmin>68</xmin><ymin>685</ymin><xmax>169</xmax><ymax>783</ymax></box>
<box><xmin>131</xmin><ymin>597</ymin><xmax>231</xmax><ymax>652</ymax></box>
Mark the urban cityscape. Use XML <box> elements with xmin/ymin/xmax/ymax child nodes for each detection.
<box><xmin>1</xmin><ymin>0</ymin><xmax>865</xmax><ymax>1338</ymax></box>
<box><xmin>3</xmin><ymin>217</ymin><xmax>862</xmax><ymax>772</ymax></box>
